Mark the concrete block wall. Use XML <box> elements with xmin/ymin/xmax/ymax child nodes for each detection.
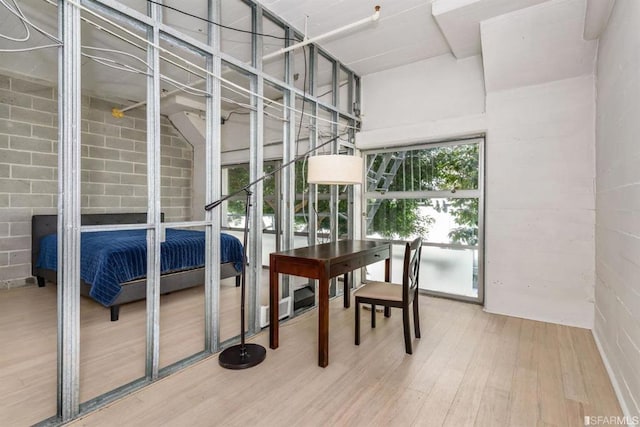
<box><xmin>594</xmin><ymin>0</ymin><xmax>640</xmax><ymax>418</ymax></box>
<box><xmin>0</xmin><ymin>73</ymin><xmax>193</xmax><ymax>288</ymax></box>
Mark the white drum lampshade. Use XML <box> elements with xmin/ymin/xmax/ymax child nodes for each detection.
<box><xmin>307</xmin><ymin>154</ymin><xmax>363</xmax><ymax>185</ymax></box>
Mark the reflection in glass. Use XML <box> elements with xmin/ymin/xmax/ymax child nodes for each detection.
<box><xmin>262</xmin><ymin>16</ymin><xmax>286</xmax><ymax>82</ymax></box>
<box><xmin>221</xmin><ymin>0</ymin><xmax>253</xmax><ymax>64</ymax></box>
<box><xmin>316</xmin><ymin>53</ymin><xmax>334</xmax><ymax>105</ymax></box>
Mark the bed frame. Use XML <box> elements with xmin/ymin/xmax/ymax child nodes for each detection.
<box><xmin>31</xmin><ymin>213</ymin><xmax>242</xmax><ymax>321</ymax></box>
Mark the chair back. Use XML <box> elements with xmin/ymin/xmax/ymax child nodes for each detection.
<box><xmin>402</xmin><ymin>237</ymin><xmax>422</xmax><ymax>303</ymax></box>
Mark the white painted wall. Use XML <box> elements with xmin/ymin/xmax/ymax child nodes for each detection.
<box><xmin>360</xmin><ymin>53</ymin><xmax>486</xmax><ymax>132</ymax></box>
<box><xmin>481</xmin><ymin>0</ymin><xmax>597</xmax><ymax>93</ymax></box>
<box><xmin>594</xmin><ymin>0</ymin><xmax>640</xmax><ymax>419</ymax></box>
<box><xmin>357</xmin><ymin>0</ymin><xmax>597</xmax><ymax>329</ymax></box>
<box><xmin>484</xmin><ymin>75</ymin><xmax>596</xmax><ymax>328</ymax></box>
<box><xmin>480</xmin><ymin>0</ymin><xmax>597</xmax><ymax>329</ymax></box>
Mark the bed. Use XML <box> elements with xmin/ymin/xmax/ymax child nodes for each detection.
<box><xmin>32</xmin><ymin>213</ymin><xmax>244</xmax><ymax>321</ymax></box>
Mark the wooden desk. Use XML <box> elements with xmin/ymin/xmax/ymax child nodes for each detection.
<box><xmin>269</xmin><ymin>240</ymin><xmax>391</xmax><ymax>367</ymax></box>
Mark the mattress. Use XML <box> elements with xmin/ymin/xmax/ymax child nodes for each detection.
<box><xmin>36</xmin><ymin>229</ymin><xmax>244</xmax><ymax>306</ymax></box>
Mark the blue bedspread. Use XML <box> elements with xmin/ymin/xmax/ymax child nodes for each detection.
<box><xmin>36</xmin><ymin>229</ymin><xmax>244</xmax><ymax>307</ymax></box>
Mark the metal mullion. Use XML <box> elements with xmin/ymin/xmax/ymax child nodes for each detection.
<box><xmin>145</xmin><ymin>1</ymin><xmax>162</xmax><ymax>381</ymax></box>
<box><xmin>161</xmin><ymin>221</ymin><xmax>208</xmax><ymax>228</ymax></box>
<box><xmin>88</xmin><ymin>0</ymin><xmax>154</xmax><ymax>27</ymax></box>
<box><xmin>330</xmin><ymin>109</ymin><xmax>339</xmax><ymax>242</ymax></box>
<box><xmin>347</xmin><ymin>122</ymin><xmax>356</xmax><ymax>241</ymax></box>
<box><xmin>80</xmin><ymin>224</ymin><xmax>151</xmax><ymax>232</ymax></box>
<box><xmin>86</xmin><ymin>0</ymin><xmax>362</xmax><ymax>123</ymax></box>
<box><xmin>281</xmin><ymin>26</ymin><xmax>296</xmax><ymax>299</ymax></box>
<box><xmin>477</xmin><ymin>138</ymin><xmax>486</xmax><ymax>304</ymax></box>
<box><xmin>422</xmin><ymin>289</ymin><xmax>481</xmax><ymax>304</ymax></box>
<box><xmin>332</xmin><ymin>60</ymin><xmax>339</xmax><ymax>108</ymax></box>
<box><xmin>57</xmin><ymin>0</ymin><xmax>82</xmax><ymax>421</ymax></box>
<box><xmin>205</xmin><ymin>0</ymin><xmax>222</xmax><ymax>353</ymax></box>
<box><xmin>308</xmin><ymin>102</ymin><xmax>318</xmax><ymax>247</ymax></box>
<box><xmin>274</xmin><ymin>165</ymin><xmax>282</xmax><ymax>253</ymax></box>
<box><xmin>354</xmin><ymin>75</ymin><xmax>361</xmax><ymax>118</ymax></box>
<box><xmin>248</xmin><ymin>3</ymin><xmax>264</xmax><ymax>334</ymax></box>
<box><xmin>362</xmin><ymin>137</ymin><xmax>485</xmax><ymax>156</ymax></box>
<box><xmin>218</xmin><ymin>51</ymin><xmax>360</xmax><ymax>121</ymax></box>
<box><xmin>366</xmin><ymin>237</ymin><xmax>478</xmax><ymax>251</ymax></box>
<box><xmin>243</xmin><ymin>61</ymin><xmax>362</xmax><ymax>123</ymax></box>
<box><xmin>364</xmin><ymin>190</ymin><xmax>480</xmax><ymax>200</ymax></box>
<box><xmin>308</xmin><ymin>45</ymin><xmax>318</xmax><ymax>248</ymax></box>
<box><xmin>346</xmin><ymin>68</ymin><xmax>354</xmax><ymax>116</ymax></box>
<box><xmin>330</xmin><ymin>109</ymin><xmax>339</xmax><ymax>296</ymax></box>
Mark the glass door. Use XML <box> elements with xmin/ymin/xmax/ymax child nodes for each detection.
<box><xmin>363</xmin><ymin>138</ymin><xmax>484</xmax><ymax>303</ymax></box>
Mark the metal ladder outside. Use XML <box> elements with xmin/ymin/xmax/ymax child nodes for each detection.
<box><xmin>365</xmin><ymin>152</ymin><xmax>406</xmax><ymax>223</ymax></box>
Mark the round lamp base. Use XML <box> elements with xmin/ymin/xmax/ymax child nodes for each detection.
<box><xmin>218</xmin><ymin>343</ymin><xmax>266</xmax><ymax>370</ymax></box>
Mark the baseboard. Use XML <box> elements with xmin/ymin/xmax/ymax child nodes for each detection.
<box><xmin>592</xmin><ymin>329</ymin><xmax>639</xmax><ymax>426</ymax></box>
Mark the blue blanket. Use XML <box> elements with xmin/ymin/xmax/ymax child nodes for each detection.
<box><xmin>36</xmin><ymin>229</ymin><xmax>244</xmax><ymax>307</ymax></box>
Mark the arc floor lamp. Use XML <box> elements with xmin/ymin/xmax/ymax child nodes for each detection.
<box><xmin>205</xmin><ymin>136</ymin><xmax>363</xmax><ymax>369</ymax></box>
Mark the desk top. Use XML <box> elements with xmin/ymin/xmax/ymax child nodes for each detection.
<box><xmin>270</xmin><ymin>240</ymin><xmax>389</xmax><ymax>261</ymax></box>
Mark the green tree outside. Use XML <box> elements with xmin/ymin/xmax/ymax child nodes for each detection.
<box><xmin>366</xmin><ymin>143</ymin><xmax>479</xmax><ymax>245</ymax></box>
<box><xmin>224</xmin><ymin>142</ymin><xmax>479</xmax><ymax>245</ymax></box>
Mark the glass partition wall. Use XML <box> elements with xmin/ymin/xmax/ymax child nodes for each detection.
<box><xmin>364</xmin><ymin>138</ymin><xmax>485</xmax><ymax>303</ymax></box>
<box><xmin>42</xmin><ymin>0</ymin><xmax>361</xmax><ymax>424</ymax></box>
<box><xmin>78</xmin><ymin>5</ymin><xmax>149</xmax><ymax>404</ymax></box>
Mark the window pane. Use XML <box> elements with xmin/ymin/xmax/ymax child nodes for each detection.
<box><xmin>366</xmin><ymin>197</ymin><xmax>478</xmax><ymax>246</ymax></box>
<box><xmin>221</xmin><ymin>0</ymin><xmax>252</xmax><ymax>64</ymax></box>
<box><xmin>367</xmin><ymin>244</ymin><xmax>478</xmax><ymax>298</ymax></box>
<box><xmin>223</xmin><ymin>163</ymin><xmax>276</xmax><ymax>228</ymax></box>
<box><xmin>366</xmin><ymin>143</ymin><xmax>479</xmax><ymax>193</ymax></box>
<box><xmin>262</xmin><ymin>17</ymin><xmax>286</xmax><ymax>82</ymax></box>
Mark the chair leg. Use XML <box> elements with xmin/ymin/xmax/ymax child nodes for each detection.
<box><xmin>355</xmin><ymin>300</ymin><xmax>360</xmax><ymax>346</ymax></box>
<box><xmin>371</xmin><ymin>304</ymin><xmax>376</xmax><ymax>328</ymax></box>
<box><xmin>402</xmin><ymin>308</ymin><xmax>412</xmax><ymax>354</ymax></box>
<box><xmin>413</xmin><ymin>295</ymin><xmax>421</xmax><ymax>339</ymax></box>
<box><xmin>343</xmin><ymin>273</ymin><xmax>350</xmax><ymax>308</ymax></box>
<box><xmin>384</xmin><ymin>306</ymin><xmax>391</xmax><ymax>318</ymax></box>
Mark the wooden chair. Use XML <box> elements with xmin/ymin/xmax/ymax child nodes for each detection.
<box><xmin>354</xmin><ymin>237</ymin><xmax>422</xmax><ymax>354</ymax></box>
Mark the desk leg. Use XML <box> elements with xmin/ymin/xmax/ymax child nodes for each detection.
<box><xmin>343</xmin><ymin>272</ymin><xmax>350</xmax><ymax>308</ymax></box>
<box><xmin>269</xmin><ymin>262</ymin><xmax>279</xmax><ymax>349</ymax></box>
<box><xmin>385</xmin><ymin>254</ymin><xmax>391</xmax><ymax>282</ymax></box>
<box><xmin>318</xmin><ymin>266</ymin><xmax>330</xmax><ymax>367</ymax></box>
<box><xmin>384</xmin><ymin>251</ymin><xmax>392</xmax><ymax>318</ymax></box>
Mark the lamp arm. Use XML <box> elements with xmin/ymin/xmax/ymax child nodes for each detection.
<box><xmin>204</xmin><ymin>135</ymin><xmax>340</xmax><ymax>211</ymax></box>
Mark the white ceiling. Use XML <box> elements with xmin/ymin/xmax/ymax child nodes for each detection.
<box><xmin>257</xmin><ymin>0</ymin><xmax>614</xmax><ymax>76</ymax></box>
<box><xmin>482</xmin><ymin>0</ymin><xmax>598</xmax><ymax>93</ymax></box>
<box><xmin>0</xmin><ymin>0</ymin><xmax>615</xmax><ymax>104</ymax></box>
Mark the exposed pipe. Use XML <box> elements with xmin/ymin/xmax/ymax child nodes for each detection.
<box><xmin>263</xmin><ymin>6</ymin><xmax>381</xmax><ymax>61</ymax></box>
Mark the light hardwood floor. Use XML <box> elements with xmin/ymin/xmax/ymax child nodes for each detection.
<box><xmin>1</xmin><ymin>282</ymin><xmax>622</xmax><ymax>426</ymax></box>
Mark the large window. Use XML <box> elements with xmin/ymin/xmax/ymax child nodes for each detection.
<box><xmin>364</xmin><ymin>138</ymin><xmax>484</xmax><ymax>302</ymax></box>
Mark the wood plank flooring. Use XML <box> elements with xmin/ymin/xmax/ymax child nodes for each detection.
<box><xmin>0</xmin><ymin>281</ymin><xmax>622</xmax><ymax>426</ymax></box>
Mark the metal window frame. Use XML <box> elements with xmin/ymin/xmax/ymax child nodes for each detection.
<box><xmin>361</xmin><ymin>137</ymin><xmax>486</xmax><ymax>305</ymax></box>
